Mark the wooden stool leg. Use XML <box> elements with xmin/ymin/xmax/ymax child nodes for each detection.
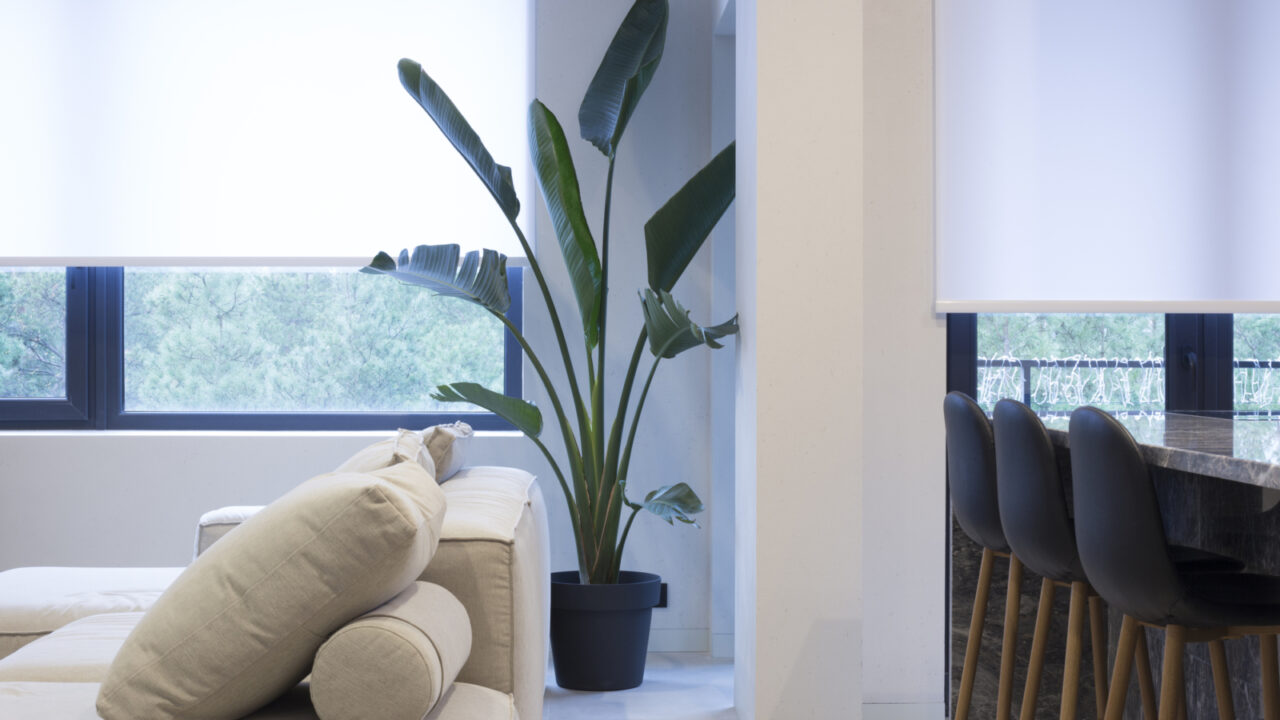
<box><xmin>1106</xmin><ymin>615</ymin><xmax>1140</xmax><ymax>720</ymax></box>
<box><xmin>1021</xmin><ymin>578</ymin><xmax>1056</xmax><ymax>720</ymax></box>
<box><xmin>1177</xmin><ymin>684</ymin><xmax>1187</xmax><ymax>720</ymax></box>
<box><xmin>997</xmin><ymin>555</ymin><xmax>1024</xmax><ymax>720</ymax></box>
<box><xmin>1136</xmin><ymin>628</ymin><xmax>1158</xmax><ymax>720</ymax></box>
<box><xmin>1209</xmin><ymin>638</ymin><xmax>1233</xmax><ymax>720</ymax></box>
<box><xmin>1089</xmin><ymin>594</ymin><xmax>1109</xmax><ymax>719</ymax></box>
<box><xmin>957</xmin><ymin>548</ymin><xmax>995</xmax><ymax>720</ymax></box>
<box><xmin>1261</xmin><ymin>633</ymin><xmax>1280</xmax><ymax>720</ymax></box>
<box><xmin>1160</xmin><ymin>625</ymin><xmax>1187</xmax><ymax>720</ymax></box>
<box><xmin>1060</xmin><ymin>581</ymin><xmax>1088</xmax><ymax>720</ymax></box>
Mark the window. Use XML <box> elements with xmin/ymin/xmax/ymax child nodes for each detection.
<box><xmin>1235</xmin><ymin>315</ymin><xmax>1280</xmax><ymax>414</ymax></box>
<box><xmin>950</xmin><ymin>312</ymin><xmax>1245</xmax><ymax>416</ymax></box>
<box><xmin>0</xmin><ymin>268</ymin><xmax>68</xmax><ymax>399</ymax></box>
<box><xmin>0</xmin><ymin>267</ymin><xmax>522</xmax><ymax>430</ymax></box>
<box><xmin>974</xmin><ymin>313</ymin><xmax>1165</xmax><ymax>414</ymax></box>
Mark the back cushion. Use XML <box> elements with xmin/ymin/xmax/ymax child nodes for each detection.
<box><xmin>97</xmin><ymin>461</ymin><xmax>446</xmax><ymax>720</ymax></box>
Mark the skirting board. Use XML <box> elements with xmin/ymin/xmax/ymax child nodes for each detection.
<box><xmin>647</xmin><ymin>627</ymin><xmax>710</xmax><ymax>653</ymax></box>
<box><xmin>862</xmin><ymin>702</ymin><xmax>946</xmax><ymax>720</ymax></box>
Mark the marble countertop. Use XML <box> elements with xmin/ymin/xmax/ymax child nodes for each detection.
<box><xmin>1041</xmin><ymin>412</ymin><xmax>1280</xmax><ymax>489</ymax></box>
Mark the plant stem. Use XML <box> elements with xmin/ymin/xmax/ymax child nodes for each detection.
<box><xmin>610</xmin><ymin>505</ymin><xmax>643</xmax><ymax>580</ymax></box>
<box><xmin>596</xmin><ymin>157</ymin><xmax>616</xmax><ymax>481</ymax></box>
<box><xmin>618</xmin><ymin>351</ymin><xmax>667</xmax><ymax>487</ymax></box>
<box><xmin>492</xmin><ymin>310</ymin><xmax>589</xmax><ymax>510</ymax></box>
<box><xmin>526</xmin><ymin>431</ymin><xmax>588</xmax><ymax>572</ymax></box>
<box><xmin>506</xmin><ymin>220</ymin><xmax>598</xmax><ymax>518</ymax></box>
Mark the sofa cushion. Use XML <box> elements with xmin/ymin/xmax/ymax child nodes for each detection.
<box><xmin>97</xmin><ymin>460</ymin><xmax>446</xmax><ymax>720</ymax></box>
<box><xmin>424</xmin><ymin>422</ymin><xmax>473</xmax><ymax>482</ymax></box>
<box><xmin>311</xmin><ymin>582</ymin><xmax>472</xmax><ymax>720</ymax></box>
<box><xmin>426</xmin><ymin>466</ymin><xmax>548</xmax><ymax>720</ymax></box>
<box><xmin>335</xmin><ymin>428</ymin><xmax>435</xmax><ymax>476</ymax></box>
<box><xmin>0</xmin><ymin>567</ymin><xmax>181</xmax><ymax>659</ymax></box>
<box><xmin>0</xmin><ymin>612</ymin><xmax>141</xmax><ymax>683</ymax></box>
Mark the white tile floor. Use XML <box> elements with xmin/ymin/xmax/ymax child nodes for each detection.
<box><xmin>544</xmin><ymin>653</ymin><xmax>736</xmax><ymax>720</ymax></box>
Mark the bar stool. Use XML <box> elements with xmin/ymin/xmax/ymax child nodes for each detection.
<box><xmin>994</xmin><ymin>399</ymin><xmax>1114</xmax><ymax>720</ymax></box>
<box><xmin>1069</xmin><ymin>406</ymin><xmax>1280</xmax><ymax>720</ymax></box>
<box><xmin>945</xmin><ymin>391</ymin><xmax>1022</xmax><ymax>720</ymax></box>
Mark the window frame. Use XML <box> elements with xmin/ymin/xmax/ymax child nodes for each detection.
<box><xmin>0</xmin><ymin>266</ymin><xmax>523</xmax><ymax>431</ymax></box>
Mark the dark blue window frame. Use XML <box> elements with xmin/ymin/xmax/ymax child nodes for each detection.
<box><xmin>1</xmin><ymin>266</ymin><xmax>522</xmax><ymax>431</ymax></box>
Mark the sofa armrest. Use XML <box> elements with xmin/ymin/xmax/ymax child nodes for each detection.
<box><xmin>194</xmin><ymin>506</ymin><xmax>264</xmax><ymax>559</ymax></box>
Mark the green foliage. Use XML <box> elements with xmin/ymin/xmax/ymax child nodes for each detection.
<box><xmin>0</xmin><ymin>270</ymin><xmax>66</xmax><ymax>399</ymax></box>
<box><xmin>376</xmin><ymin>0</ymin><xmax>736</xmax><ymax>584</ymax></box>
<box><xmin>123</xmin><ymin>269</ymin><xmax>503</xmax><ymax>412</ymax></box>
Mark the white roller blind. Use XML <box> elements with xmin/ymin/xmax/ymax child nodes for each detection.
<box><xmin>936</xmin><ymin>1</ymin><xmax>1280</xmax><ymax>313</ymax></box>
<box><xmin>0</xmin><ymin>0</ymin><xmax>531</xmax><ymax>266</ymax></box>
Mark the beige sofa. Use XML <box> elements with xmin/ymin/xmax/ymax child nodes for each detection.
<box><xmin>0</xmin><ymin>465</ymin><xmax>550</xmax><ymax>720</ymax></box>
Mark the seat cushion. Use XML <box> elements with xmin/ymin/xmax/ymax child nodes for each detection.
<box><xmin>0</xmin><ymin>567</ymin><xmax>181</xmax><ymax>659</ymax></box>
<box><xmin>426</xmin><ymin>466</ymin><xmax>547</xmax><ymax>720</ymax></box>
<box><xmin>97</xmin><ymin>460</ymin><xmax>446</xmax><ymax>720</ymax></box>
<box><xmin>0</xmin><ymin>612</ymin><xmax>141</xmax><ymax>683</ymax></box>
<box><xmin>0</xmin><ymin>681</ymin><xmax>515</xmax><ymax>720</ymax></box>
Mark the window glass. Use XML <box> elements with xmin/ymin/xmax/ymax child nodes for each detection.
<box><xmin>1234</xmin><ymin>314</ymin><xmax>1280</xmax><ymax>413</ymax></box>
<box><xmin>123</xmin><ymin>268</ymin><xmax>503</xmax><ymax>413</ymax></box>
<box><xmin>976</xmin><ymin>314</ymin><xmax>1164</xmax><ymax>413</ymax></box>
<box><xmin>0</xmin><ymin>268</ymin><xmax>66</xmax><ymax>399</ymax></box>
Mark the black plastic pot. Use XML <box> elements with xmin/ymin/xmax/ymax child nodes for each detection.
<box><xmin>549</xmin><ymin>570</ymin><xmax>661</xmax><ymax>691</ymax></box>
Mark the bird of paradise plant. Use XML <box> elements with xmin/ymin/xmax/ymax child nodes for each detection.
<box><xmin>365</xmin><ymin>0</ymin><xmax>736</xmax><ymax>584</ymax></box>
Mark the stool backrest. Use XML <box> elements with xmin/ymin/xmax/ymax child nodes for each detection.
<box><xmin>944</xmin><ymin>391</ymin><xmax>1008</xmax><ymax>552</ymax></box>
<box><xmin>1068</xmin><ymin>406</ymin><xmax>1181</xmax><ymax>622</ymax></box>
<box><xmin>994</xmin><ymin>399</ymin><xmax>1081</xmax><ymax>582</ymax></box>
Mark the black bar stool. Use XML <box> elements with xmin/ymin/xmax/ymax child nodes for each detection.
<box><xmin>1069</xmin><ymin>406</ymin><xmax>1280</xmax><ymax>720</ymax></box>
<box><xmin>994</xmin><ymin>399</ymin><xmax>1115</xmax><ymax>720</ymax></box>
<box><xmin>945</xmin><ymin>391</ymin><xmax>1022</xmax><ymax>720</ymax></box>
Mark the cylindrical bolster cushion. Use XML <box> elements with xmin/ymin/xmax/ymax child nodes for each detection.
<box><xmin>311</xmin><ymin>582</ymin><xmax>472</xmax><ymax>720</ymax></box>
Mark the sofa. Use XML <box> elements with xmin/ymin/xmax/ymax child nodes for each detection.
<box><xmin>0</xmin><ymin>427</ymin><xmax>550</xmax><ymax>720</ymax></box>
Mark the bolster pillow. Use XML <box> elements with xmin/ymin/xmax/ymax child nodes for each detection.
<box><xmin>311</xmin><ymin>582</ymin><xmax>472</xmax><ymax>720</ymax></box>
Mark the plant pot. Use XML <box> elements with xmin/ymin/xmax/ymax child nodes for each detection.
<box><xmin>549</xmin><ymin>570</ymin><xmax>661</xmax><ymax>691</ymax></box>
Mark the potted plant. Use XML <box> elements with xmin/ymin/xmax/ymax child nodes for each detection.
<box><xmin>365</xmin><ymin>0</ymin><xmax>735</xmax><ymax>691</ymax></box>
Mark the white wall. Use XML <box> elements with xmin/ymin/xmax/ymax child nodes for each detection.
<box><xmin>736</xmin><ymin>0</ymin><xmax>945</xmax><ymax>717</ymax></box>
<box><xmin>736</xmin><ymin>0</ymin><xmax>865</xmax><ymax>716</ymax></box>
<box><xmin>862</xmin><ymin>0</ymin><xmax>947</xmax><ymax>716</ymax></box>
<box><xmin>0</xmin><ymin>0</ymin><xmax>727</xmax><ymax>655</ymax></box>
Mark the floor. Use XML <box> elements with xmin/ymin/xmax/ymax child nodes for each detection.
<box><xmin>544</xmin><ymin>653</ymin><xmax>736</xmax><ymax>720</ymax></box>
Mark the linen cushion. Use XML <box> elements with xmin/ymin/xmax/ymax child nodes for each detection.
<box><xmin>424</xmin><ymin>422</ymin><xmax>473</xmax><ymax>482</ymax></box>
<box><xmin>334</xmin><ymin>428</ymin><xmax>435</xmax><ymax>475</ymax></box>
<box><xmin>311</xmin><ymin>582</ymin><xmax>472</xmax><ymax>720</ymax></box>
<box><xmin>0</xmin><ymin>612</ymin><xmax>141</xmax><ymax>683</ymax></box>
<box><xmin>96</xmin><ymin>460</ymin><xmax>446</xmax><ymax>720</ymax></box>
<box><xmin>0</xmin><ymin>567</ymin><xmax>181</xmax><ymax>660</ymax></box>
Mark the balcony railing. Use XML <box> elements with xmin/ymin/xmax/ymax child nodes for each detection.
<box><xmin>977</xmin><ymin>357</ymin><xmax>1280</xmax><ymax>414</ymax></box>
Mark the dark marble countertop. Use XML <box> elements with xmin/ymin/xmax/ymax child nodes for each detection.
<box><xmin>1041</xmin><ymin>412</ymin><xmax>1280</xmax><ymax>489</ymax></box>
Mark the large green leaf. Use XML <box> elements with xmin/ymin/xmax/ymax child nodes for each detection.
<box><xmin>640</xmin><ymin>289</ymin><xmax>738</xmax><ymax>359</ymax></box>
<box><xmin>362</xmin><ymin>244</ymin><xmax>510</xmax><ymax>315</ymax></box>
<box><xmin>578</xmin><ymin>0</ymin><xmax>669</xmax><ymax>157</ymax></box>
<box><xmin>645</xmin><ymin>142</ymin><xmax>735</xmax><ymax>292</ymax></box>
<box><xmin>397</xmin><ymin>58</ymin><xmax>521</xmax><ymax>222</ymax></box>
<box><xmin>529</xmin><ymin>100</ymin><xmax>603</xmax><ymax>348</ymax></box>
<box><xmin>432</xmin><ymin>382</ymin><xmax>542</xmax><ymax>438</ymax></box>
<box><xmin>642</xmin><ymin>483</ymin><xmax>703</xmax><ymax>526</ymax></box>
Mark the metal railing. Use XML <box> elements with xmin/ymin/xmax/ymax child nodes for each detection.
<box><xmin>977</xmin><ymin>357</ymin><xmax>1280</xmax><ymax>414</ymax></box>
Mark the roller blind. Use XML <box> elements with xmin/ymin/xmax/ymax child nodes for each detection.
<box><xmin>0</xmin><ymin>0</ymin><xmax>531</xmax><ymax>266</ymax></box>
<box><xmin>936</xmin><ymin>1</ymin><xmax>1280</xmax><ymax>313</ymax></box>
